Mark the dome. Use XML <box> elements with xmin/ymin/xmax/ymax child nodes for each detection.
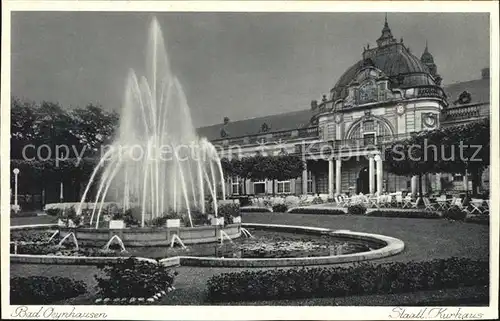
<box><xmin>330</xmin><ymin>18</ymin><xmax>436</xmax><ymax>101</ymax></box>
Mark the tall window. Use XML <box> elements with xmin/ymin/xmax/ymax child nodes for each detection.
<box><xmin>277</xmin><ymin>181</ymin><xmax>291</xmax><ymax>194</ymax></box>
<box><xmin>231</xmin><ymin>177</ymin><xmax>240</xmax><ymax>195</ymax></box>
<box><xmin>307</xmin><ymin>171</ymin><xmax>314</xmax><ymax>194</ymax></box>
<box><xmin>253</xmin><ymin>181</ymin><xmax>266</xmax><ymax>194</ymax></box>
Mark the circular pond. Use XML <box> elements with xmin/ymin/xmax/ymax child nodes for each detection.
<box><xmin>10</xmin><ymin>223</ymin><xmax>404</xmax><ymax>267</ymax></box>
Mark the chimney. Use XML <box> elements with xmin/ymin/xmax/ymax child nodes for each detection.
<box><xmin>481</xmin><ymin>68</ymin><xmax>490</xmax><ymax>80</ymax></box>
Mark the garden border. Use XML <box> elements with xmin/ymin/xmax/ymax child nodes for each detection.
<box><xmin>10</xmin><ymin>223</ymin><xmax>405</xmax><ymax>267</ymax></box>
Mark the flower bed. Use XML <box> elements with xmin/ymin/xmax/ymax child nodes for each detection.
<box><xmin>206</xmin><ymin>257</ymin><xmax>488</xmax><ymax>302</ymax></box>
<box><xmin>287</xmin><ymin>207</ymin><xmax>346</xmax><ymax>215</ymax></box>
<box><xmin>366</xmin><ymin>210</ymin><xmax>441</xmax><ymax>219</ymax></box>
<box><xmin>94</xmin><ymin>258</ymin><xmax>177</xmax><ymax>304</ymax></box>
<box><xmin>11</xmin><ymin>276</ymin><xmax>87</xmax><ymax>304</ymax></box>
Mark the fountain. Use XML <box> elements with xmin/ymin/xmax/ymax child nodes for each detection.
<box><xmin>76</xmin><ymin>17</ymin><xmax>226</xmax><ymax>228</ymax></box>
<box><xmin>103</xmin><ymin>235</ymin><xmax>127</xmax><ymax>252</ymax></box>
<box><xmin>57</xmin><ymin>232</ymin><xmax>79</xmax><ymax>250</ymax></box>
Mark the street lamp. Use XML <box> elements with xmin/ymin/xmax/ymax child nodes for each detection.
<box><xmin>13</xmin><ymin>168</ymin><xmax>20</xmax><ymax>210</ymax></box>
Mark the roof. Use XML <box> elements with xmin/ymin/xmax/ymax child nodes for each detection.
<box><xmin>196</xmin><ymin>77</ymin><xmax>489</xmax><ymax>142</ymax></box>
<box><xmin>331</xmin><ymin>44</ymin><xmax>435</xmax><ymax>101</ymax></box>
<box><xmin>196</xmin><ymin>109</ymin><xmax>314</xmax><ymax>141</ymax></box>
<box><xmin>443</xmin><ymin>78</ymin><xmax>490</xmax><ymax>106</ymax></box>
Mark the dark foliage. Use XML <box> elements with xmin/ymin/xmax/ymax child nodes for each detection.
<box><xmin>272</xmin><ymin>204</ymin><xmax>288</xmax><ymax>213</ymax></box>
<box><xmin>287</xmin><ymin>208</ymin><xmax>346</xmax><ymax>215</ymax></box>
<box><xmin>347</xmin><ymin>204</ymin><xmax>367</xmax><ymax>215</ymax></box>
<box><xmin>366</xmin><ymin>210</ymin><xmax>441</xmax><ymax>219</ymax></box>
<box><xmin>95</xmin><ymin>258</ymin><xmax>177</xmax><ymax>300</ymax></box>
<box><xmin>442</xmin><ymin>206</ymin><xmax>467</xmax><ymax>221</ymax></box>
<box><xmin>206</xmin><ymin>258</ymin><xmax>488</xmax><ymax>302</ymax></box>
<box><xmin>11</xmin><ymin>276</ymin><xmax>87</xmax><ymax>304</ymax></box>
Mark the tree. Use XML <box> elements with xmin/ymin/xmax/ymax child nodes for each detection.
<box><xmin>385</xmin><ymin>119</ymin><xmax>490</xmax><ymax>197</ymax></box>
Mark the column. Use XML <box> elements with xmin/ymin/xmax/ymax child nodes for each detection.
<box><xmin>435</xmin><ymin>173</ymin><xmax>442</xmax><ymax>193</ymax></box>
<box><xmin>411</xmin><ymin>175</ymin><xmax>418</xmax><ymax>196</ymax></box>
<box><xmin>328</xmin><ymin>158</ymin><xmax>334</xmax><ymax>197</ymax></box>
<box><xmin>368</xmin><ymin>155</ymin><xmax>375</xmax><ymax>194</ymax></box>
<box><xmin>463</xmin><ymin>169</ymin><xmax>469</xmax><ymax>192</ymax></box>
<box><xmin>375</xmin><ymin>155</ymin><xmax>383</xmax><ymax>195</ymax></box>
<box><xmin>335</xmin><ymin>158</ymin><xmax>342</xmax><ymax>195</ymax></box>
<box><xmin>302</xmin><ymin>161</ymin><xmax>308</xmax><ymax>196</ymax></box>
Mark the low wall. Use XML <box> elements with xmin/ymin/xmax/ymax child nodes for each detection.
<box><xmin>59</xmin><ymin>224</ymin><xmax>241</xmax><ymax>247</ymax></box>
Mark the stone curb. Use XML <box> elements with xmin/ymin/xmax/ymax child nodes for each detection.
<box><xmin>10</xmin><ymin>223</ymin><xmax>404</xmax><ymax>268</ymax></box>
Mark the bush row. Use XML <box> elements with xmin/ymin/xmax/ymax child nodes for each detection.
<box><xmin>95</xmin><ymin>258</ymin><xmax>177</xmax><ymax>300</ymax></box>
<box><xmin>11</xmin><ymin>276</ymin><xmax>87</xmax><ymax>304</ymax></box>
<box><xmin>366</xmin><ymin>210</ymin><xmax>441</xmax><ymax>219</ymax></box>
<box><xmin>241</xmin><ymin>206</ymin><xmax>272</xmax><ymax>213</ymax></box>
<box><xmin>206</xmin><ymin>257</ymin><xmax>488</xmax><ymax>302</ymax></box>
<box><xmin>287</xmin><ymin>207</ymin><xmax>346</xmax><ymax>215</ymax></box>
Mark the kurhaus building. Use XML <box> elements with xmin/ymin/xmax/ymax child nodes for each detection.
<box><xmin>198</xmin><ymin>18</ymin><xmax>490</xmax><ymax>197</ymax></box>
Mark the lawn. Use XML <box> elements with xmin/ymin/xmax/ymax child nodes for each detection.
<box><xmin>10</xmin><ymin>212</ymin><xmax>489</xmax><ymax>305</ymax></box>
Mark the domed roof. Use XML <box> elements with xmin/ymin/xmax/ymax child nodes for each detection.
<box><xmin>331</xmin><ymin>19</ymin><xmax>436</xmax><ymax>101</ymax></box>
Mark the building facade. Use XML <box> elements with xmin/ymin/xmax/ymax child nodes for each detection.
<box><xmin>198</xmin><ymin>18</ymin><xmax>490</xmax><ymax>198</ymax></box>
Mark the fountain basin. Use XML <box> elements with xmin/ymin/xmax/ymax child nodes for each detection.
<box><xmin>11</xmin><ymin>223</ymin><xmax>404</xmax><ymax>267</ymax></box>
<box><xmin>58</xmin><ymin>224</ymin><xmax>241</xmax><ymax>247</ymax></box>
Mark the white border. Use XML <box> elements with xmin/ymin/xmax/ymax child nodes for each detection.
<box><xmin>1</xmin><ymin>1</ymin><xmax>499</xmax><ymax>320</ymax></box>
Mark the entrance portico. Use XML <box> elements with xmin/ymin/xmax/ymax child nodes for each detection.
<box><xmin>307</xmin><ymin>150</ymin><xmax>385</xmax><ymax>197</ymax></box>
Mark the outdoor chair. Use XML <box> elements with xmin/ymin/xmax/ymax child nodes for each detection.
<box><xmin>368</xmin><ymin>195</ymin><xmax>379</xmax><ymax>208</ymax></box>
<box><xmin>377</xmin><ymin>194</ymin><xmax>390</xmax><ymax>208</ymax></box>
<box><xmin>403</xmin><ymin>195</ymin><xmax>419</xmax><ymax>209</ymax></box>
<box><xmin>423</xmin><ymin>197</ymin><xmax>438</xmax><ymax>212</ymax></box>
<box><xmin>470</xmin><ymin>198</ymin><xmax>485</xmax><ymax>215</ymax></box>
<box><xmin>453</xmin><ymin>198</ymin><xmax>472</xmax><ymax>216</ymax></box>
<box><xmin>335</xmin><ymin>195</ymin><xmax>347</xmax><ymax>207</ymax></box>
<box><xmin>395</xmin><ymin>194</ymin><xmax>404</xmax><ymax>207</ymax></box>
<box><xmin>435</xmin><ymin>195</ymin><xmax>448</xmax><ymax>210</ymax></box>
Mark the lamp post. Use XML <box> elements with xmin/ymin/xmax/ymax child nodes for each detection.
<box><xmin>13</xmin><ymin>168</ymin><xmax>20</xmax><ymax>210</ymax></box>
<box><xmin>60</xmin><ymin>181</ymin><xmax>64</xmax><ymax>203</ymax></box>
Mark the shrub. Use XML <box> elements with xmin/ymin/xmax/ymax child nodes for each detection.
<box><xmin>218</xmin><ymin>202</ymin><xmax>240</xmax><ymax>224</ymax></box>
<box><xmin>272</xmin><ymin>204</ymin><xmax>288</xmax><ymax>213</ymax></box>
<box><xmin>366</xmin><ymin>210</ymin><xmax>441</xmax><ymax>219</ymax></box>
<box><xmin>123</xmin><ymin>207</ymin><xmax>141</xmax><ymax>226</ymax></box>
<box><xmin>46</xmin><ymin>208</ymin><xmax>62</xmax><ymax>216</ymax></box>
<box><xmin>287</xmin><ymin>207</ymin><xmax>346</xmax><ymax>215</ymax></box>
<box><xmin>95</xmin><ymin>258</ymin><xmax>177</xmax><ymax>301</ymax></box>
<box><xmin>11</xmin><ymin>276</ymin><xmax>87</xmax><ymax>304</ymax></box>
<box><xmin>235</xmin><ymin>196</ymin><xmax>251</xmax><ymax>207</ymax></box>
<box><xmin>151</xmin><ymin>216</ymin><xmax>168</xmax><ymax>227</ymax></box>
<box><xmin>443</xmin><ymin>206</ymin><xmax>467</xmax><ymax>221</ymax></box>
<box><xmin>240</xmin><ymin>206</ymin><xmax>272</xmax><ymax>213</ymax></box>
<box><xmin>348</xmin><ymin>204</ymin><xmax>367</xmax><ymax>215</ymax></box>
<box><xmin>206</xmin><ymin>257</ymin><xmax>488</xmax><ymax>302</ymax></box>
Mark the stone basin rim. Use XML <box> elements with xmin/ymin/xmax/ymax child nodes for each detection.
<box><xmin>10</xmin><ymin>223</ymin><xmax>405</xmax><ymax>267</ymax></box>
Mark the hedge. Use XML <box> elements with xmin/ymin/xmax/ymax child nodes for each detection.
<box><xmin>287</xmin><ymin>207</ymin><xmax>346</xmax><ymax>215</ymax></box>
<box><xmin>241</xmin><ymin>206</ymin><xmax>272</xmax><ymax>213</ymax></box>
<box><xmin>11</xmin><ymin>276</ymin><xmax>87</xmax><ymax>304</ymax></box>
<box><xmin>206</xmin><ymin>257</ymin><xmax>488</xmax><ymax>302</ymax></box>
<box><xmin>95</xmin><ymin>258</ymin><xmax>177</xmax><ymax>301</ymax></box>
<box><xmin>366</xmin><ymin>210</ymin><xmax>441</xmax><ymax>219</ymax></box>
